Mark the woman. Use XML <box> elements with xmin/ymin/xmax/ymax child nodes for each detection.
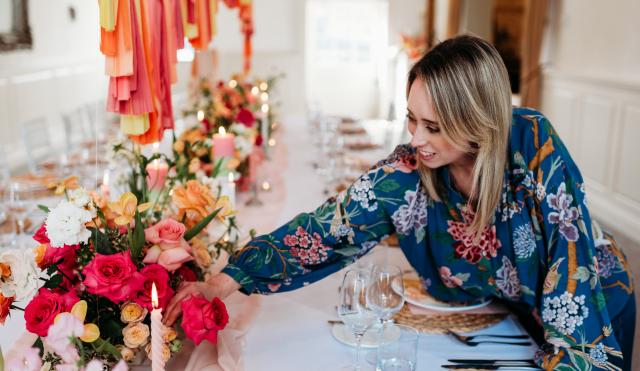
<box><xmin>165</xmin><ymin>35</ymin><xmax>635</xmax><ymax>370</ymax></box>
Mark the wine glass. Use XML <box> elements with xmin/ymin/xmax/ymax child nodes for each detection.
<box><xmin>365</xmin><ymin>264</ymin><xmax>405</xmax><ymax>364</ymax></box>
<box><xmin>367</xmin><ymin>264</ymin><xmax>405</xmax><ymax>326</ymax></box>
<box><xmin>338</xmin><ymin>269</ymin><xmax>378</xmax><ymax>371</ymax></box>
<box><xmin>7</xmin><ymin>181</ymin><xmax>33</xmax><ymax>248</ymax></box>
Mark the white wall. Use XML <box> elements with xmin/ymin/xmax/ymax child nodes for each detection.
<box><xmin>0</xmin><ymin>0</ymin><xmax>106</xmax><ymax>170</ymax></box>
<box><xmin>540</xmin><ymin>0</ymin><xmax>640</xmax><ymax>243</ymax></box>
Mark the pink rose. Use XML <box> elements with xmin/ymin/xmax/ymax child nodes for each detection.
<box><xmin>143</xmin><ymin>219</ymin><xmax>193</xmax><ymax>272</ymax></box>
<box><xmin>181</xmin><ymin>295</ymin><xmax>229</xmax><ymax>345</ymax></box>
<box><xmin>144</xmin><ymin>219</ymin><xmax>191</xmax><ymax>251</ymax></box>
<box><xmin>83</xmin><ymin>251</ymin><xmax>144</xmax><ymax>303</ymax></box>
<box><xmin>134</xmin><ymin>264</ymin><xmax>174</xmax><ymax>311</ymax></box>
<box><xmin>24</xmin><ymin>288</ymin><xmax>79</xmax><ymax>336</ymax></box>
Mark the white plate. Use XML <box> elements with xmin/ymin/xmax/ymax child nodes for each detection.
<box><xmin>331</xmin><ymin>323</ymin><xmax>400</xmax><ymax>348</ymax></box>
<box><xmin>394</xmin><ymin>277</ymin><xmax>492</xmax><ymax>312</ymax></box>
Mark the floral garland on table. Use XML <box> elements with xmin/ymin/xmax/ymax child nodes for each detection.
<box><xmin>177</xmin><ymin>74</ymin><xmax>282</xmax><ymax>191</ymax></box>
<box><xmin>0</xmin><ymin>145</ymin><xmax>244</xmax><ymax>369</ymax></box>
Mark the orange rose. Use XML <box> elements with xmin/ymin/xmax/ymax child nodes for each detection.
<box><xmin>172</xmin><ymin>181</ymin><xmax>233</xmax><ymax>228</ymax></box>
<box><xmin>0</xmin><ymin>294</ymin><xmax>14</xmax><ymax>324</ymax></box>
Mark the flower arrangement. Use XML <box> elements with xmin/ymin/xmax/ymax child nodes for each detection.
<box><xmin>399</xmin><ymin>33</ymin><xmax>427</xmax><ymax>61</ymax></box>
<box><xmin>176</xmin><ymin>74</ymin><xmax>283</xmax><ymax>190</ymax></box>
<box><xmin>1</xmin><ymin>156</ymin><xmax>237</xmax><ymax>369</ymax></box>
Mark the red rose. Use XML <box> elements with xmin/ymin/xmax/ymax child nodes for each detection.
<box><xmin>181</xmin><ymin>295</ymin><xmax>229</xmax><ymax>345</ymax></box>
<box><xmin>134</xmin><ymin>264</ymin><xmax>174</xmax><ymax>311</ymax></box>
<box><xmin>254</xmin><ymin>134</ymin><xmax>263</xmax><ymax>147</ymax></box>
<box><xmin>176</xmin><ymin>265</ymin><xmax>197</xmax><ymax>282</ymax></box>
<box><xmin>33</xmin><ymin>224</ymin><xmax>50</xmax><ymax>244</ymax></box>
<box><xmin>40</xmin><ymin>245</ymin><xmax>78</xmax><ymax>287</ymax></box>
<box><xmin>0</xmin><ymin>294</ymin><xmax>14</xmax><ymax>325</ymax></box>
<box><xmin>24</xmin><ymin>288</ymin><xmax>79</xmax><ymax>336</ymax></box>
<box><xmin>83</xmin><ymin>251</ymin><xmax>144</xmax><ymax>303</ymax></box>
<box><xmin>235</xmin><ymin>108</ymin><xmax>255</xmax><ymax>127</ymax></box>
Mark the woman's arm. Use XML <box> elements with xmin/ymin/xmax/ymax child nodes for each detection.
<box><xmin>164</xmin><ymin>160</ymin><xmax>414</xmax><ymax>324</ymax></box>
<box><xmin>521</xmin><ymin>113</ymin><xmax>623</xmax><ymax>370</ymax></box>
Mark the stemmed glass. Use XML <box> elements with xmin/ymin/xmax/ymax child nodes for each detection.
<box><xmin>365</xmin><ymin>264</ymin><xmax>405</xmax><ymax>364</ymax></box>
<box><xmin>338</xmin><ymin>269</ymin><xmax>378</xmax><ymax>371</ymax></box>
<box><xmin>7</xmin><ymin>181</ymin><xmax>33</xmax><ymax>248</ymax></box>
<box><xmin>367</xmin><ymin>264</ymin><xmax>405</xmax><ymax>326</ymax></box>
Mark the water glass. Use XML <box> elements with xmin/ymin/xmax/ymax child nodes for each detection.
<box><xmin>376</xmin><ymin>325</ymin><xmax>418</xmax><ymax>371</ymax></box>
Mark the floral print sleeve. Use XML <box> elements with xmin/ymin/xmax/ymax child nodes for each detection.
<box><xmin>522</xmin><ymin>112</ymin><xmax>625</xmax><ymax>370</ymax></box>
<box><xmin>221</xmin><ymin>161</ymin><xmax>413</xmax><ymax>294</ymax></box>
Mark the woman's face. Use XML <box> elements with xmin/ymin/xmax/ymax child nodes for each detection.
<box><xmin>407</xmin><ymin>79</ymin><xmax>470</xmax><ymax>169</ymax></box>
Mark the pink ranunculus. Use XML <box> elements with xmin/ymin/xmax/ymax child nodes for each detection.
<box><xmin>24</xmin><ymin>288</ymin><xmax>79</xmax><ymax>336</ymax></box>
<box><xmin>83</xmin><ymin>251</ymin><xmax>144</xmax><ymax>303</ymax></box>
<box><xmin>134</xmin><ymin>264</ymin><xmax>174</xmax><ymax>311</ymax></box>
<box><xmin>144</xmin><ymin>219</ymin><xmax>191</xmax><ymax>252</ymax></box>
<box><xmin>181</xmin><ymin>295</ymin><xmax>229</xmax><ymax>345</ymax></box>
<box><xmin>4</xmin><ymin>346</ymin><xmax>42</xmax><ymax>371</ymax></box>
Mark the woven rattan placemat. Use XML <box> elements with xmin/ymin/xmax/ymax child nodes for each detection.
<box><xmin>392</xmin><ymin>304</ymin><xmax>507</xmax><ymax>334</ymax></box>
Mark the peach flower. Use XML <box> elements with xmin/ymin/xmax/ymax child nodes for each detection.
<box><xmin>172</xmin><ymin>180</ymin><xmax>234</xmax><ymax>229</ymax></box>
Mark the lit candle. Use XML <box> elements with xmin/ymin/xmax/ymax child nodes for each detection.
<box><xmin>250</xmin><ymin>86</ymin><xmax>259</xmax><ymax>96</ymax></box>
<box><xmin>146</xmin><ymin>160</ymin><xmax>168</xmax><ymax>190</ymax></box>
<box><xmin>212</xmin><ymin>127</ymin><xmax>235</xmax><ymax>159</ymax></box>
<box><xmin>197</xmin><ymin>110</ymin><xmax>205</xmax><ymax>121</ymax></box>
<box><xmin>228</xmin><ymin>79</ymin><xmax>238</xmax><ymax>88</ymax></box>
<box><xmin>101</xmin><ymin>171</ymin><xmax>110</xmax><ymax>198</ymax></box>
<box><xmin>150</xmin><ymin>283</ymin><xmax>165</xmax><ymax>371</ymax></box>
<box><xmin>259</xmin><ymin>81</ymin><xmax>268</xmax><ymax>91</ymax></box>
<box><xmin>261</xmin><ymin>181</ymin><xmax>271</xmax><ymax>191</ymax></box>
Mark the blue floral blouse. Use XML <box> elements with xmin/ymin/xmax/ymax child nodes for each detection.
<box><xmin>222</xmin><ymin>107</ymin><xmax>634</xmax><ymax>370</ymax></box>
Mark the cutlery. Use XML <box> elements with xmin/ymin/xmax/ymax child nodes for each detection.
<box><xmin>447</xmin><ymin>359</ymin><xmax>535</xmax><ymax>364</ymax></box>
<box><xmin>447</xmin><ymin>330</ymin><xmax>530</xmax><ymax>341</ymax></box>
<box><xmin>327</xmin><ymin>319</ymin><xmax>343</xmax><ymax>325</ymax></box>
<box><xmin>447</xmin><ymin>330</ymin><xmax>531</xmax><ymax>346</ymax></box>
<box><xmin>441</xmin><ymin>364</ymin><xmax>542</xmax><ymax>370</ymax></box>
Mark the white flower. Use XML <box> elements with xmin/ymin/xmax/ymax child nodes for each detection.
<box><xmin>206</xmin><ymin>219</ymin><xmax>229</xmax><ymax>241</ymax></box>
<box><xmin>0</xmin><ymin>249</ymin><xmax>40</xmax><ymax>301</ymax></box>
<box><xmin>234</xmin><ymin>135</ymin><xmax>254</xmax><ymax>159</ymax></box>
<box><xmin>67</xmin><ymin>188</ymin><xmax>91</xmax><ymax>208</ymax></box>
<box><xmin>46</xmin><ymin>200</ymin><xmax>93</xmax><ymax>248</ymax></box>
<box><xmin>542</xmin><ymin>291</ymin><xmax>589</xmax><ymax>335</ymax></box>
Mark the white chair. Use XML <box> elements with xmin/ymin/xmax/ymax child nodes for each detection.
<box><xmin>62</xmin><ymin>108</ymin><xmax>91</xmax><ymax>150</ymax></box>
<box><xmin>20</xmin><ymin>117</ymin><xmax>53</xmax><ymax>173</ymax></box>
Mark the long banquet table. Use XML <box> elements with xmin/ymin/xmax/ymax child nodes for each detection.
<box><xmin>1</xmin><ymin>114</ymin><xmax>538</xmax><ymax>370</ymax></box>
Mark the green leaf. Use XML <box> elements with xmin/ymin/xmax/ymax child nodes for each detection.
<box><xmin>591</xmin><ymin>292</ymin><xmax>606</xmax><ymax>311</ymax></box>
<box><xmin>184</xmin><ymin>208</ymin><xmax>221</xmax><ymax>241</ymax></box>
<box><xmin>415</xmin><ymin>228</ymin><xmax>426</xmax><ymax>243</ymax></box>
<box><xmin>44</xmin><ymin>274</ymin><xmax>63</xmax><ymax>289</ymax></box>
<box><xmin>130</xmin><ymin>210</ymin><xmax>145</xmax><ymax>261</ymax></box>
<box><xmin>264</xmin><ymin>246</ymin><xmax>273</xmax><ymax>264</ymax></box>
<box><xmin>572</xmin><ymin>266</ymin><xmax>590</xmax><ymax>282</ymax></box>
<box><xmin>567</xmin><ymin>349</ymin><xmax>590</xmax><ymax>371</ymax></box>
<box><xmin>211</xmin><ymin>158</ymin><xmax>225</xmax><ymax>178</ymax></box>
<box><xmin>377</xmin><ymin>179</ymin><xmax>400</xmax><ymax>193</ymax></box>
<box><xmin>555</xmin><ymin>365</ymin><xmax>576</xmax><ymax>371</ymax></box>
<box><xmin>37</xmin><ymin>204</ymin><xmax>50</xmax><ymax>213</ymax></box>
<box><xmin>92</xmin><ymin>337</ymin><xmax>121</xmax><ymax>359</ymax></box>
<box><xmin>520</xmin><ymin>285</ymin><xmax>536</xmax><ymax>296</ymax></box>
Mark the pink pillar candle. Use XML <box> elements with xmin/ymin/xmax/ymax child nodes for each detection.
<box><xmin>213</xmin><ymin>127</ymin><xmax>236</xmax><ymax>158</ymax></box>
<box><xmin>146</xmin><ymin>160</ymin><xmax>169</xmax><ymax>190</ymax></box>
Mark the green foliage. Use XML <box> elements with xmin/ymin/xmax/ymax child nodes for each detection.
<box><xmin>184</xmin><ymin>208</ymin><xmax>221</xmax><ymax>241</ymax></box>
<box><xmin>130</xmin><ymin>210</ymin><xmax>145</xmax><ymax>262</ymax></box>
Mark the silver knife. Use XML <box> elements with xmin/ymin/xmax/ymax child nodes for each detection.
<box><xmin>442</xmin><ymin>365</ymin><xmax>542</xmax><ymax>370</ymax></box>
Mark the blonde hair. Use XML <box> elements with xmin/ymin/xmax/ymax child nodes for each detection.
<box><xmin>408</xmin><ymin>35</ymin><xmax>512</xmax><ymax>237</ymax></box>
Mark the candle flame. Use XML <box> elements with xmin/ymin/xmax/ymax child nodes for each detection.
<box><xmin>152</xmin><ymin>142</ymin><xmax>159</xmax><ymax>152</ymax></box>
<box><xmin>151</xmin><ymin>282</ymin><xmax>159</xmax><ymax>309</ymax></box>
<box><xmin>229</xmin><ymin>79</ymin><xmax>238</xmax><ymax>88</ymax></box>
<box><xmin>228</xmin><ymin>172</ymin><xmax>234</xmax><ymax>182</ymax></box>
<box><xmin>197</xmin><ymin>110</ymin><xmax>205</xmax><ymax>121</ymax></box>
<box><xmin>103</xmin><ymin>172</ymin><xmax>109</xmax><ymax>185</ymax></box>
<box><xmin>261</xmin><ymin>104</ymin><xmax>269</xmax><ymax>113</ymax></box>
<box><xmin>259</xmin><ymin>82</ymin><xmax>268</xmax><ymax>91</ymax></box>
<box><xmin>260</xmin><ymin>92</ymin><xmax>269</xmax><ymax>102</ymax></box>
<box><xmin>219</xmin><ymin>126</ymin><xmax>226</xmax><ymax>135</ymax></box>
<box><xmin>251</xmin><ymin>86</ymin><xmax>259</xmax><ymax>96</ymax></box>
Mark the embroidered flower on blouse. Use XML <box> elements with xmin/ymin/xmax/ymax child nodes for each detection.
<box><xmin>513</xmin><ymin>224</ymin><xmax>536</xmax><ymax>260</ymax></box>
<box><xmin>447</xmin><ymin>207</ymin><xmax>501</xmax><ymax>264</ymax></box>
<box><xmin>588</xmin><ymin>342</ymin><xmax>608</xmax><ymax>364</ymax></box>
<box><xmin>546</xmin><ymin>182</ymin><xmax>580</xmax><ymax>242</ymax></box>
<box><xmin>350</xmin><ymin>175</ymin><xmax>378</xmax><ymax>212</ymax></box>
<box><xmin>391</xmin><ymin>187</ymin><xmax>428</xmax><ymax>235</ymax></box>
<box><xmin>542</xmin><ymin>291</ymin><xmax>589</xmax><ymax>336</ymax></box>
<box><xmin>283</xmin><ymin>226</ymin><xmax>332</xmax><ymax>266</ymax></box>
<box><xmin>495</xmin><ymin>256</ymin><xmax>521</xmax><ymax>299</ymax></box>
<box><xmin>595</xmin><ymin>244</ymin><xmax>617</xmax><ymax>279</ymax></box>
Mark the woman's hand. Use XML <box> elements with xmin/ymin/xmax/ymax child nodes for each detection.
<box><xmin>163</xmin><ymin>272</ymin><xmax>241</xmax><ymax>326</ymax></box>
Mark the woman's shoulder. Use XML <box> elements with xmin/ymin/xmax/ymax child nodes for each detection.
<box><xmin>509</xmin><ymin>106</ymin><xmax>559</xmax><ymax>157</ymax></box>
